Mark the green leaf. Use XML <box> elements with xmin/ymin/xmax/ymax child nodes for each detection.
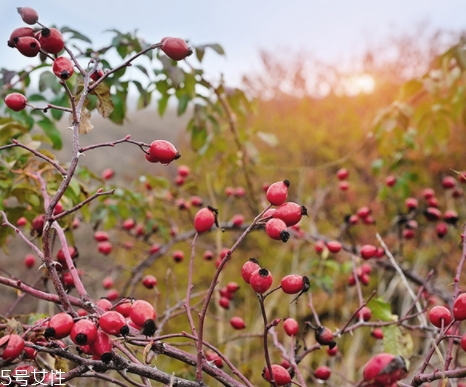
<box><xmin>368</xmin><ymin>297</ymin><xmax>396</xmax><ymax>321</ymax></box>
<box><xmin>190</xmin><ymin>126</ymin><xmax>208</xmax><ymax>151</ymax></box>
<box><xmin>195</xmin><ymin>46</ymin><xmax>205</xmax><ymax>62</ymax></box>
<box><xmin>37</xmin><ymin>118</ymin><xmax>62</xmax><ymax>149</ymax></box>
<box><xmin>400</xmin><ymin>79</ymin><xmax>423</xmax><ymax>100</ymax></box>
<box><xmin>39</xmin><ymin>71</ymin><xmax>60</xmax><ymax>93</ymax></box>
<box><xmin>205</xmin><ymin>43</ymin><xmax>225</xmax><ymax>56</ymax></box>
<box><xmin>158</xmin><ymin>95</ymin><xmax>169</xmax><ymax>116</ymax></box>
<box><xmin>382</xmin><ymin>325</ymin><xmax>413</xmax><ymax>360</ymax></box>
<box><xmin>109</xmin><ymin>93</ymin><xmax>126</xmax><ymax>125</ymax></box>
<box><xmin>135</xmin><ymin>64</ymin><xmax>149</xmax><ymax>77</ymax></box>
<box><xmin>177</xmin><ymin>93</ymin><xmax>190</xmax><ymax>116</ymax></box>
<box><xmin>60</xmin><ymin>26</ymin><xmax>92</xmax><ymax>43</ymax></box>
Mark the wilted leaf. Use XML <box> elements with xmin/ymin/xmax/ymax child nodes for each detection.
<box><xmin>92</xmin><ymin>82</ymin><xmax>114</xmax><ymax>118</ymax></box>
<box><xmin>70</xmin><ymin>108</ymin><xmax>93</xmax><ymax>134</ymax></box>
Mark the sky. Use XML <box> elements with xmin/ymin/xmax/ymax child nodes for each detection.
<box><xmin>1</xmin><ymin>1</ymin><xmax>465</xmax><ymax>87</ymax></box>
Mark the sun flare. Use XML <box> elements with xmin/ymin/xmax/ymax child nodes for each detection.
<box><xmin>342</xmin><ymin>74</ymin><xmax>375</xmax><ymax>95</ymax></box>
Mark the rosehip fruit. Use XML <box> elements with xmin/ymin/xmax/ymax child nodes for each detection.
<box><xmin>326</xmin><ymin>240</ymin><xmax>342</xmax><ymax>253</ymax></box>
<box><xmin>14</xmin><ymin>36</ymin><xmax>40</xmax><ymax>57</ymax></box>
<box><xmin>4</xmin><ymin>92</ymin><xmax>27</xmax><ymax>112</ymax></box>
<box><xmin>142</xmin><ymin>275</ymin><xmax>157</xmax><ymax>289</ymax></box>
<box><xmin>97</xmin><ymin>241</ymin><xmax>113</xmax><ymax>255</ymax></box>
<box><xmin>70</xmin><ymin>319</ymin><xmax>98</xmax><ymax>345</ymax></box>
<box><xmin>265</xmin><ymin>218</ymin><xmax>290</xmax><ymax>242</ymax></box>
<box><xmin>194</xmin><ymin>207</ymin><xmax>217</xmax><ymax>233</ymax></box>
<box><xmin>161</xmin><ymin>37</ymin><xmax>193</xmax><ymax>61</ymax></box>
<box><xmin>424</xmin><ymin>207</ymin><xmax>442</xmax><ymax>221</ymax></box>
<box><xmin>231</xmin><ymin>214</ymin><xmax>245</xmax><ymax>227</ymax></box>
<box><xmin>53</xmin><ymin>56</ymin><xmax>74</xmax><ymax>80</ymax></box>
<box><xmin>372</xmin><ymin>327</ymin><xmax>384</xmax><ymax>339</ymax></box>
<box><xmin>96</xmin><ymin>298</ymin><xmax>112</xmax><ymax>312</ymax></box>
<box><xmin>17</xmin><ymin>7</ymin><xmax>39</xmax><ymax>25</ymax></box>
<box><xmin>249</xmin><ymin>268</ymin><xmax>273</xmax><ymax>294</ymax></box>
<box><xmin>266</xmin><ymin>180</ymin><xmax>290</xmax><ymax>206</ymax></box>
<box><xmin>405</xmin><ymin>197</ymin><xmax>418</xmax><ymax>211</ymax></box>
<box><xmin>453</xmin><ymin>293</ymin><xmax>466</xmax><ymax>321</ymax></box>
<box><xmin>336</xmin><ymin>168</ymin><xmax>349</xmax><ymax>180</ymax></box>
<box><xmin>273</xmin><ymin>202</ymin><xmax>308</xmax><ymax>226</ymax></box>
<box><xmin>262</xmin><ymin>364</ymin><xmax>291</xmax><ymax>386</ymax></box>
<box><xmin>130</xmin><ymin>299</ymin><xmax>156</xmax><ymax>336</ymax></box>
<box><xmin>357</xmin><ymin>306</ymin><xmax>372</xmax><ymax>321</ymax></box>
<box><xmin>177</xmin><ymin>165</ymin><xmax>190</xmax><ymax>177</ymax></box>
<box><xmin>362</xmin><ymin>353</ymin><xmax>407</xmax><ymax>385</ymax></box>
<box><xmin>444</xmin><ymin>210</ymin><xmax>459</xmax><ymax>225</ymax></box>
<box><xmin>99</xmin><ymin>311</ymin><xmax>129</xmax><ymax>336</ymax></box>
<box><xmin>385</xmin><ymin>175</ymin><xmax>397</xmax><ymax>187</ymax></box>
<box><xmin>38</xmin><ymin>28</ymin><xmax>64</xmax><ymax>54</ymax></box>
<box><xmin>8</xmin><ymin>27</ymin><xmax>34</xmax><ymax>47</ymax></box>
<box><xmin>360</xmin><ymin>244</ymin><xmax>377</xmax><ymax>260</ymax></box>
<box><xmin>357</xmin><ymin>206</ymin><xmax>371</xmax><ymax>219</ymax></box>
<box><xmin>315</xmin><ymin>326</ymin><xmax>336</xmax><ymax>349</ymax></box>
<box><xmin>230</xmin><ymin>316</ymin><xmax>246</xmax><ymax>330</ymax></box>
<box><xmin>219</xmin><ymin>297</ymin><xmax>230</xmax><ymax>309</ymax></box>
<box><xmin>94</xmin><ymin>231</ymin><xmax>110</xmax><ymax>242</ymax></box>
<box><xmin>89</xmin><ymin>330</ymin><xmax>113</xmax><ymax>363</ymax></box>
<box><xmin>339</xmin><ymin>181</ymin><xmax>350</xmax><ymax>191</ymax></box>
<box><xmin>281</xmin><ymin>274</ymin><xmax>310</xmax><ymax>294</ymax></box>
<box><xmin>436</xmin><ymin>222</ymin><xmax>448</xmax><ymax>238</ymax></box>
<box><xmin>428</xmin><ymin>305</ymin><xmax>452</xmax><ymax>328</ymax></box>
<box><xmin>442</xmin><ymin>176</ymin><xmax>456</xmax><ymax>189</ymax></box>
<box><xmin>314</xmin><ymin>365</ymin><xmax>331</xmax><ymax>380</ymax></box>
<box><xmin>172</xmin><ymin>250</ymin><xmax>184</xmax><ymax>262</ymax></box>
<box><xmin>45</xmin><ymin>312</ymin><xmax>74</xmax><ymax>339</ymax></box>
<box><xmin>0</xmin><ymin>334</ymin><xmax>25</xmax><ymax>361</ymax></box>
<box><xmin>102</xmin><ymin>167</ymin><xmax>114</xmax><ymax>180</ymax></box>
<box><xmin>148</xmin><ymin>140</ymin><xmax>180</xmax><ymax>165</ymax></box>
<box><xmin>241</xmin><ymin>258</ymin><xmax>260</xmax><ymax>284</ymax></box>
<box><xmin>283</xmin><ymin>318</ymin><xmax>299</xmax><ymax>336</ymax></box>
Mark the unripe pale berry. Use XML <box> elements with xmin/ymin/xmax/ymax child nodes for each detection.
<box><xmin>17</xmin><ymin>7</ymin><xmax>39</xmax><ymax>25</ymax></box>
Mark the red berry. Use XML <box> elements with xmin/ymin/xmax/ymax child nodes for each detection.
<box><xmin>336</xmin><ymin>168</ymin><xmax>349</xmax><ymax>180</ymax></box>
<box><xmin>96</xmin><ymin>298</ymin><xmax>112</xmax><ymax>311</ymax></box>
<box><xmin>16</xmin><ymin>216</ymin><xmax>27</xmax><ymax>227</ymax></box>
<box><xmin>190</xmin><ymin>195</ymin><xmax>203</xmax><ymax>207</ymax></box>
<box><xmin>45</xmin><ymin>312</ymin><xmax>74</xmax><ymax>339</ymax></box>
<box><xmin>8</xmin><ymin>27</ymin><xmax>34</xmax><ymax>47</ymax></box>
<box><xmin>53</xmin><ymin>56</ymin><xmax>74</xmax><ymax>80</ymax></box>
<box><xmin>262</xmin><ymin>364</ymin><xmax>291</xmax><ymax>386</ymax></box>
<box><xmin>205</xmin><ymin>350</ymin><xmax>223</xmax><ymax>368</ymax></box>
<box><xmin>130</xmin><ymin>300</ymin><xmax>156</xmax><ymax>336</ymax></box>
<box><xmin>4</xmin><ymin>92</ymin><xmax>27</xmax><ymax>111</ymax></box>
<box><xmin>99</xmin><ymin>311</ymin><xmax>129</xmax><ymax>336</ymax></box>
<box><xmin>405</xmin><ymin>197</ymin><xmax>418</xmax><ymax>211</ymax></box>
<box><xmin>362</xmin><ymin>353</ymin><xmax>407</xmax><ymax>385</ymax></box>
<box><xmin>70</xmin><ymin>319</ymin><xmax>98</xmax><ymax>345</ymax></box>
<box><xmin>327</xmin><ymin>345</ymin><xmax>338</xmax><ymax>356</ymax></box>
<box><xmin>315</xmin><ymin>240</ymin><xmax>326</xmax><ymax>253</ymax></box>
<box><xmin>0</xmin><ymin>334</ymin><xmax>25</xmax><ymax>361</ymax></box>
<box><xmin>283</xmin><ymin>318</ymin><xmax>299</xmax><ymax>336</ymax></box>
<box><xmin>148</xmin><ymin>140</ymin><xmax>180</xmax><ymax>165</ymax></box>
<box><xmin>226</xmin><ymin>281</ymin><xmax>240</xmax><ymax>293</ymax></box>
<box><xmin>15</xmin><ymin>36</ymin><xmax>40</xmax><ymax>57</ymax></box>
<box><xmin>422</xmin><ymin>188</ymin><xmax>435</xmax><ymax>200</ymax></box>
<box><xmin>102</xmin><ymin>168</ymin><xmax>114</xmax><ymax>180</ymax></box>
<box><xmin>231</xmin><ymin>214</ymin><xmax>245</xmax><ymax>227</ymax></box>
<box><xmin>442</xmin><ymin>176</ymin><xmax>456</xmax><ymax>189</ymax></box>
<box><xmin>89</xmin><ymin>330</ymin><xmax>113</xmax><ymax>363</ymax></box>
<box><xmin>174</xmin><ymin>175</ymin><xmax>185</xmax><ymax>186</ymax></box>
<box><xmin>424</xmin><ymin>207</ymin><xmax>442</xmax><ymax>221</ymax></box>
<box><xmin>314</xmin><ymin>365</ymin><xmax>331</xmax><ymax>380</ymax></box>
<box><xmin>357</xmin><ymin>206</ymin><xmax>371</xmax><ymax>219</ymax></box>
<box><xmin>97</xmin><ymin>241</ymin><xmax>113</xmax><ymax>255</ymax></box>
<box><xmin>115</xmin><ymin>301</ymin><xmax>132</xmax><ymax>317</ymax></box>
<box><xmin>194</xmin><ymin>207</ymin><xmax>217</xmax><ymax>233</ymax></box>
<box><xmin>249</xmin><ymin>268</ymin><xmax>273</xmax><ymax>294</ymax></box>
<box><xmin>218</xmin><ymin>297</ymin><xmax>230</xmax><ymax>309</ymax></box>
<box><xmin>230</xmin><ymin>316</ymin><xmax>246</xmax><ymax>330</ymax></box>
<box><xmin>24</xmin><ymin>253</ymin><xmax>35</xmax><ymax>268</ymax></box>
<box><xmin>326</xmin><ymin>240</ymin><xmax>342</xmax><ymax>253</ymax></box>
<box><xmin>265</xmin><ymin>218</ymin><xmax>290</xmax><ymax>242</ymax></box>
<box><xmin>17</xmin><ymin>7</ymin><xmax>39</xmax><ymax>25</ymax></box>
<box><xmin>385</xmin><ymin>175</ymin><xmax>397</xmax><ymax>187</ymax></box>
<box><xmin>266</xmin><ymin>180</ymin><xmax>290</xmax><ymax>206</ymax></box>
<box><xmin>444</xmin><ymin>210</ymin><xmax>459</xmax><ymax>224</ymax></box>
<box><xmin>273</xmin><ymin>202</ymin><xmax>307</xmax><ymax>226</ymax></box>
<box><xmin>339</xmin><ymin>181</ymin><xmax>350</xmax><ymax>191</ymax></box>
<box><xmin>142</xmin><ymin>275</ymin><xmax>157</xmax><ymax>289</ymax></box>
<box><xmin>403</xmin><ymin>228</ymin><xmax>415</xmax><ymax>239</ymax></box>
<box><xmin>90</xmin><ymin>69</ymin><xmax>105</xmax><ymax>82</ymax></box>
<box><xmin>56</xmin><ymin>246</ymin><xmax>78</xmax><ymax>264</ymax></box>
<box><xmin>203</xmin><ymin>250</ymin><xmax>214</xmax><ymax>261</ymax></box>
<box><xmin>372</xmin><ymin>327</ymin><xmax>384</xmax><ymax>339</ymax></box>
<box><xmin>172</xmin><ymin>250</ymin><xmax>184</xmax><ymax>263</ymax></box>
<box><xmin>122</xmin><ymin>218</ymin><xmax>136</xmax><ymax>230</ymax></box>
<box><xmin>145</xmin><ymin>150</ymin><xmax>159</xmax><ymax>163</ymax></box>
<box><xmin>428</xmin><ymin>305</ymin><xmax>452</xmax><ymax>328</ymax></box>
<box><xmin>38</xmin><ymin>28</ymin><xmax>65</xmax><ymax>54</ymax></box>
<box><xmin>161</xmin><ymin>37</ymin><xmax>193</xmax><ymax>61</ymax></box>
<box><xmin>453</xmin><ymin>293</ymin><xmax>466</xmax><ymax>321</ymax></box>
<box><xmin>241</xmin><ymin>258</ymin><xmax>260</xmax><ymax>284</ymax></box>
<box><xmin>177</xmin><ymin>165</ymin><xmax>190</xmax><ymax>177</ymax></box>
<box><xmin>360</xmin><ymin>244</ymin><xmax>377</xmax><ymax>260</ymax></box>
<box><xmin>460</xmin><ymin>334</ymin><xmax>466</xmax><ymax>352</ymax></box>
<box><xmin>94</xmin><ymin>231</ymin><xmax>110</xmax><ymax>242</ymax></box>
<box><xmin>106</xmin><ymin>289</ymin><xmax>119</xmax><ymax>301</ymax></box>
<box><xmin>234</xmin><ymin>187</ymin><xmax>246</xmax><ymax>197</ymax></box>
<box><xmin>436</xmin><ymin>222</ymin><xmax>448</xmax><ymax>238</ymax></box>
<box><xmin>225</xmin><ymin>186</ymin><xmax>234</xmax><ymax>196</ymax></box>
<box><xmin>349</xmin><ymin>214</ymin><xmax>360</xmax><ymax>225</ymax></box>
<box><xmin>281</xmin><ymin>274</ymin><xmax>309</xmax><ymax>294</ymax></box>
<box><xmin>357</xmin><ymin>306</ymin><xmax>372</xmax><ymax>321</ymax></box>
<box><xmin>315</xmin><ymin>326</ymin><xmax>336</xmax><ymax>348</ymax></box>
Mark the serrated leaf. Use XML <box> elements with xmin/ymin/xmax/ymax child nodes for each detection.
<box><xmin>92</xmin><ymin>82</ymin><xmax>114</xmax><ymax>118</ymax></box>
<box><xmin>37</xmin><ymin>118</ymin><xmax>62</xmax><ymax>149</ymax></box>
<box><xmin>368</xmin><ymin>297</ymin><xmax>397</xmax><ymax>321</ymax></box>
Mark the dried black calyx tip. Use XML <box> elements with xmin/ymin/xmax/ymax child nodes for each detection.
<box><xmin>41</xmin><ymin>28</ymin><xmax>51</xmax><ymax>38</ymax></box>
<box><xmin>100</xmin><ymin>352</ymin><xmax>113</xmax><ymax>363</ymax></box>
<box><xmin>280</xmin><ymin>230</ymin><xmax>290</xmax><ymax>243</ymax></box>
<box><xmin>44</xmin><ymin>327</ymin><xmax>56</xmax><ymax>339</ymax></box>
<box><xmin>208</xmin><ymin>206</ymin><xmax>220</xmax><ymax>228</ymax></box>
<box><xmin>141</xmin><ymin>319</ymin><xmax>156</xmax><ymax>336</ymax></box>
<box><xmin>283</xmin><ymin>179</ymin><xmax>290</xmax><ymax>187</ymax></box>
<box><xmin>60</xmin><ymin>71</ymin><xmax>71</xmax><ymax>80</ymax></box>
<box><xmin>315</xmin><ymin>326</ymin><xmax>336</xmax><ymax>348</ymax></box>
<box><xmin>249</xmin><ymin>257</ymin><xmax>259</xmax><ymax>264</ymax></box>
<box><xmin>75</xmin><ymin>333</ymin><xmax>88</xmax><ymax>345</ymax></box>
<box><xmin>445</xmin><ymin>216</ymin><xmax>458</xmax><ymax>225</ymax></box>
<box><xmin>187</xmin><ymin>48</ymin><xmax>193</xmax><ymax>57</ymax></box>
<box><xmin>301</xmin><ymin>206</ymin><xmax>308</xmax><ymax>216</ymax></box>
<box><xmin>258</xmin><ymin>268</ymin><xmax>270</xmax><ymax>277</ymax></box>
<box><xmin>120</xmin><ymin>325</ymin><xmax>130</xmax><ymax>336</ymax></box>
<box><xmin>302</xmin><ymin>276</ymin><xmax>310</xmax><ymax>292</ymax></box>
<box><xmin>174</xmin><ymin>152</ymin><xmax>181</xmax><ymax>160</ymax></box>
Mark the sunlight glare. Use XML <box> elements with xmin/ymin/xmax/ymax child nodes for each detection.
<box><xmin>342</xmin><ymin>74</ymin><xmax>375</xmax><ymax>95</ymax></box>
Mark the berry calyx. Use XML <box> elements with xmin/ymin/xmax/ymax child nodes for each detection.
<box><xmin>129</xmin><ymin>299</ymin><xmax>156</xmax><ymax>336</ymax></box>
<box><xmin>161</xmin><ymin>37</ymin><xmax>193</xmax><ymax>61</ymax></box>
<box><xmin>265</xmin><ymin>218</ymin><xmax>290</xmax><ymax>242</ymax></box>
<box><xmin>249</xmin><ymin>268</ymin><xmax>273</xmax><ymax>294</ymax></box>
<box><xmin>5</xmin><ymin>93</ymin><xmax>28</xmax><ymax>112</ymax></box>
<box><xmin>17</xmin><ymin>7</ymin><xmax>39</xmax><ymax>25</ymax></box>
<box><xmin>148</xmin><ymin>140</ymin><xmax>180</xmax><ymax>165</ymax></box>
<box><xmin>45</xmin><ymin>312</ymin><xmax>74</xmax><ymax>339</ymax></box>
<box><xmin>230</xmin><ymin>316</ymin><xmax>246</xmax><ymax>330</ymax></box>
<box><xmin>52</xmin><ymin>56</ymin><xmax>74</xmax><ymax>80</ymax></box>
<box><xmin>194</xmin><ymin>206</ymin><xmax>218</xmax><ymax>233</ymax></box>
<box><xmin>241</xmin><ymin>258</ymin><xmax>260</xmax><ymax>284</ymax></box>
<box><xmin>70</xmin><ymin>319</ymin><xmax>98</xmax><ymax>345</ymax></box>
<box><xmin>262</xmin><ymin>364</ymin><xmax>291</xmax><ymax>386</ymax></box>
<box><xmin>38</xmin><ymin>28</ymin><xmax>64</xmax><ymax>54</ymax></box>
<box><xmin>266</xmin><ymin>180</ymin><xmax>290</xmax><ymax>206</ymax></box>
<box><xmin>283</xmin><ymin>318</ymin><xmax>299</xmax><ymax>336</ymax></box>
<box><xmin>14</xmin><ymin>36</ymin><xmax>40</xmax><ymax>57</ymax></box>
